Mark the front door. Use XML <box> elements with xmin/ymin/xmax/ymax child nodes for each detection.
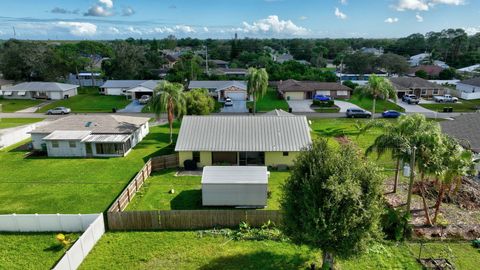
<box><xmin>85</xmin><ymin>143</ymin><xmax>93</xmax><ymax>156</ymax></box>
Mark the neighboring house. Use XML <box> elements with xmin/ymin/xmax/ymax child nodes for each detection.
<box><xmin>389</xmin><ymin>77</ymin><xmax>447</xmax><ymax>98</ymax></box>
<box><xmin>456</xmin><ymin>77</ymin><xmax>480</xmax><ymax>100</ymax></box>
<box><xmin>175</xmin><ymin>115</ymin><xmax>312</xmax><ymax>167</ymax></box>
<box><xmin>0</xmin><ymin>79</ymin><xmax>13</xmax><ymax>90</ymax></box>
<box><xmin>68</xmin><ymin>72</ymin><xmax>104</xmax><ymax>87</ymax></box>
<box><xmin>274</xmin><ymin>53</ymin><xmax>294</xmax><ymax>63</ymax></box>
<box><xmin>434</xmin><ymin>60</ymin><xmax>449</xmax><ymax>69</ymax></box>
<box><xmin>409</xmin><ymin>65</ymin><xmax>444</xmax><ymax>77</ymax></box>
<box><xmin>277</xmin><ymin>79</ymin><xmax>352</xmax><ymax>100</ymax></box>
<box><xmin>209</xmin><ymin>59</ymin><xmax>229</xmax><ymax>69</ymax></box>
<box><xmin>188</xmin><ymin>80</ymin><xmax>248</xmax><ymax>101</ymax></box>
<box><xmin>360</xmin><ymin>47</ymin><xmax>384</xmax><ymax>56</ymax></box>
<box><xmin>458</xmin><ymin>64</ymin><xmax>480</xmax><ymax>75</ymax></box>
<box><xmin>408</xmin><ymin>53</ymin><xmax>431</xmax><ymax>67</ymax></box>
<box><xmin>337</xmin><ymin>73</ymin><xmax>389</xmax><ymax>85</ymax></box>
<box><xmin>1</xmin><ymin>82</ymin><xmax>78</xmax><ymax>100</ymax></box>
<box><xmin>30</xmin><ymin>115</ymin><xmax>149</xmax><ymax>157</ymax></box>
<box><xmin>100</xmin><ymin>80</ymin><xmax>161</xmax><ymax>99</ymax></box>
<box><xmin>212</xmin><ymin>68</ymin><xmax>248</xmax><ymax>78</ymax></box>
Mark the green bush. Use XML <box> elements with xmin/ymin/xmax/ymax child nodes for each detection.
<box><xmin>343</xmin><ymin>80</ymin><xmax>358</xmax><ymax>90</ymax></box>
<box><xmin>381</xmin><ymin>207</ymin><xmax>412</xmax><ymax>241</ymax></box>
<box><xmin>313</xmin><ymin>100</ymin><xmax>334</xmax><ymax>107</ymax></box>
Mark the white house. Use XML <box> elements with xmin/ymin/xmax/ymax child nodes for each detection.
<box><xmin>1</xmin><ymin>82</ymin><xmax>78</xmax><ymax>100</ymax></box>
<box><xmin>30</xmin><ymin>115</ymin><xmax>149</xmax><ymax>157</ymax></box>
<box><xmin>409</xmin><ymin>53</ymin><xmax>431</xmax><ymax>67</ymax></box>
<box><xmin>456</xmin><ymin>77</ymin><xmax>480</xmax><ymax>100</ymax></box>
<box><xmin>100</xmin><ymin>80</ymin><xmax>161</xmax><ymax>99</ymax></box>
<box><xmin>68</xmin><ymin>72</ymin><xmax>104</xmax><ymax>87</ymax></box>
<box><xmin>188</xmin><ymin>80</ymin><xmax>248</xmax><ymax>101</ymax></box>
<box><xmin>458</xmin><ymin>64</ymin><xmax>480</xmax><ymax>74</ymax></box>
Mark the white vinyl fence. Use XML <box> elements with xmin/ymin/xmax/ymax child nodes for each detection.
<box><xmin>0</xmin><ymin>213</ymin><xmax>105</xmax><ymax>270</ymax></box>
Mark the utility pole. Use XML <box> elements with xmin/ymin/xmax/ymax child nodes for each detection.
<box><xmin>406</xmin><ymin>146</ymin><xmax>417</xmax><ymax>213</ymax></box>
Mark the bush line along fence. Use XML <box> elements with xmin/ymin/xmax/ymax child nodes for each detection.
<box><xmin>106</xmin><ymin>153</ymin><xmax>283</xmax><ymax>231</ymax></box>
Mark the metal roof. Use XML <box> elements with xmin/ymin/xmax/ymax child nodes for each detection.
<box><xmin>188</xmin><ymin>80</ymin><xmax>247</xmax><ymax>90</ymax></box>
<box><xmin>43</xmin><ymin>130</ymin><xmax>92</xmax><ymax>141</ymax></box>
<box><xmin>100</xmin><ymin>80</ymin><xmax>148</xmax><ymax>89</ymax></box>
<box><xmin>31</xmin><ymin>115</ymin><xmax>149</xmax><ymax>135</ymax></box>
<box><xmin>264</xmin><ymin>109</ymin><xmax>294</xmax><ymax>116</ymax></box>
<box><xmin>175</xmin><ymin>115</ymin><xmax>312</xmax><ymax>152</ymax></box>
<box><xmin>82</xmin><ymin>134</ymin><xmax>130</xmax><ymax>143</ymax></box>
<box><xmin>201</xmin><ymin>166</ymin><xmax>268</xmax><ymax>184</ymax></box>
<box><xmin>4</xmin><ymin>82</ymin><xmax>78</xmax><ymax>92</ymax></box>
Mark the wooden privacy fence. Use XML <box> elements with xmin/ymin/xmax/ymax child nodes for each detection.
<box><xmin>108</xmin><ymin>154</ymin><xmax>178</xmax><ymax>212</ymax></box>
<box><xmin>107</xmin><ymin>210</ymin><xmax>282</xmax><ymax>230</ymax></box>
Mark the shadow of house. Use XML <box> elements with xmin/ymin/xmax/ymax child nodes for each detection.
<box><xmin>170</xmin><ymin>189</ymin><xmax>202</xmax><ymax>210</ymax></box>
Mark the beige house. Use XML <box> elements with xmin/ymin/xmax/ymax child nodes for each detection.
<box><xmin>276</xmin><ymin>79</ymin><xmax>352</xmax><ymax>100</ymax></box>
<box><xmin>389</xmin><ymin>77</ymin><xmax>447</xmax><ymax>99</ymax></box>
<box><xmin>188</xmin><ymin>80</ymin><xmax>248</xmax><ymax>101</ymax></box>
<box><xmin>175</xmin><ymin>114</ymin><xmax>312</xmax><ymax>168</ymax></box>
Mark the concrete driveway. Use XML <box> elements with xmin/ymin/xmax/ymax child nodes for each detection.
<box><xmin>393</xmin><ymin>100</ymin><xmax>435</xmax><ymax>114</ymax></box>
<box><xmin>221</xmin><ymin>100</ymin><xmax>247</xmax><ymax>113</ymax></box>
<box><xmin>118</xmin><ymin>100</ymin><xmax>145</xmax><ymax>113</ymax></box>
<box><xmin>287</xmin><ymin>100</ymin><xmax>314</xmax><ymax>113</ymax></box>
<box><xmin>334</xmin><ymin>100</ymin><xmax>363</xmax><ymax>113</ymax></box>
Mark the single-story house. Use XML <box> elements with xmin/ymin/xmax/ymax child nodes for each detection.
<box><xmin>409</xmin><ymin>65</ymin><xmax>444</xmax><ymax>77</ymax></box>
<box><xmin>409</xmin><ymin>53</ymin><xmax>431</xmax><ymax>67</ymax></box>
<box><xmin>456</xmin><ymin>77</ymin><xmax>480</xmax><ymax>100</ymax></box>
<box><xmin>201</xmin><ymin>166</ymin><xmax>269</xmax><ymax>207</ymax></box>
<box><xmin>458</xmin><ymin>64</ymin><xmax>480</xmax><ymax>75</ymax></box>
<box><xmin>1</xmin><ymin>82</ymin><xmax>78</xmax><ymax>100</ymax></box>
<box><xmin>68</xmin><ymin>72</ymin><xmax>104</xmax><ymax>87</ymax></box>
<box><xmin>100</xmin><ymin>80</ymin><xmax>161</xmax><ymax>99</ymax></box>
<box><xmin>30</xmin><ymin>115</ymin><xmax>149</xmax><ymax>157</ymax></box>
<box><xmin>209</xmin><ymin>59</ymin><xmax>229</xmax><ymax>69</ymax></box>
<box><xmin>175</xmin><ymin>115</ymin><xmax>312</xmax><ymax>167</ymax></box>
<box><xmin>277</xmin><ymin>79</ymin><xmax>352</xmax><ymax>100</ymax></box>
<box><xmin>389</xmin><ymin>77</ymin><xmax>447</xmax><ymax>98</ymax></box>
<box><xmin>188</xmin><ymin>80</ymin><xmax>248</xmax><ymax>101</ymax></box>
<box><xmin>212</xmin><ymin>68</ymin><xmax>248</xmax><ymax>77</ymax></box>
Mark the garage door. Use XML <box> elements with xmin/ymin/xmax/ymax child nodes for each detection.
<box><xmin>316</xmin><ymin>90</ymin><xmax>330</xmax><ymax>95</ymax></box>
<box><xmin>226</xmin><ymin>92</ymin><xmax>246</xmax><ymax>101</ymax></box>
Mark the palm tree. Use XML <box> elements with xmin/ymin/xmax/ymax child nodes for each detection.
<box><xmin>247</xmin><ymin>68</ymin><xmax>269</xmax><ymax>114</ymax></box>
<box><xmin>149</xmin><ymin>81</ymin><xmax>186</xmax><ymax>143</ymax></box>
<box><xmin>361</xmin><ymin>75</ymin><xmax>397</xmax><ymax>119</ymax></box>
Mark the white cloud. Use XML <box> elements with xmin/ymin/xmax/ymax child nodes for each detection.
<box><xmin>203</xmin><ymin>27</ymin><xmax>209</xmax><ymax>32</ymax></box>
<box><xmin>395</xmin><ymin>0</ymin><xmax>465</xmax><ymax>11</ymax></box>
<box><xmin>175</xmin><ymin>25</ymin><xmax>196</xmax><ymax>33</ymax></box>
<box><xmin>56</xmin><ymin>22</ymin><xmax>97</xmax><ymax>36</ymax></box>
<box><xmin>240</xmin><ymin>15</ymin><xmax>309</xmax><ymax>36</ymax></box>
<box><xmin>122</xmin><ymin>7</ymin><xmax>135</xmax><ymax>16</ymax></box>
<box><xmin>334</xmin><ymin>7</ymin><xmax>347</xmax><ymax>19</ymax></box>
<box><xmin>152</xmin><ymin>25</ymin><xmax>196</xmax><ymax>34</ymax></box>
<box><xmin>340</xmin><ymin>0</ymin><xmax>348</xmax><ymax>5</ymax></box>
<box><xmin>108</xmin><ymin>26</ymin><xmax>120</xmax><ymax>34</ymax></box>
<box><xmin>99</xmin><ymin>0</ymin><xmax>113</xmax><ymax>9</ymax></box>
<box><xmin>416</xmin><ymin>13</ymin><xmax>424</xmax><ymax>22</ymax></box>
<box><xmin>385</xmin><ymin>17</ymin><xmax>399</xmax><ymax>23</ymax></box>
<box><xmin>299</xmin><ymin>16</ymin><xmax>308</xmax><ymax>20</ymax></box>
<box><xmin>126</xmin><ymin>26</ymin><xmax>142</xmax><ymax>35</ymax></box>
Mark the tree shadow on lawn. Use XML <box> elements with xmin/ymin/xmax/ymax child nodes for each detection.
<box><xmin>314</xmin><ymin>127</ymin><xmax>359</xmax><ymax>138</ymax></box>
<box><xmin>198</xmin><ymin>251</ymin><xmax>313</xmax><ymax>270</ymax></box>
<box><xmin>170</xmin><ymin>189</ymin><xmax>202</xmax><ymax>210</ymax></box>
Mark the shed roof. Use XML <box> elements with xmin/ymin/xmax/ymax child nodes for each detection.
<box><xmin>175</xmin><ymin>115</ymin><xmax>312</xmax><ymax>152</ymax></box>
<box><xmin>277</xmin><ymin>79</ymin><xmax>351</xmax><ymax>93</ymax></box>
<box><xmin>440</xmin><ymin>113</ymin><xmax>480</xmax><ymax>153</ymax></box>
<box><xmin>4</xmin><ymin>82</ymin><xmax>78</xmax><ymax>92</ymax></box>
<box><xmin>201</xmin><ymin>166</ymin><xmax>268</xmax><ymax>184</ymax></box>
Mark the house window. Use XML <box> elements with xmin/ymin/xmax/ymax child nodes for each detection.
<box><xmin>239</xmin><ymin>152</ymin><xmax>265</xmax><ymax>165</ymax></box>
<box><xmin>283</xmin><ymin>152</ymin><xmax>289</xmax><ymax>157</ymax></box>
<box><xmin>433</xmin><ymin>89</ymin><xmax>439</xmax><ymax>95</ymax></box>
<box><xmin>192</xmin><ymin>152</ymin><xmax>200</xmax><ymax>163</ymax></box>
<box><xmin>95</xmin><ymin>143</ymin><xmax>124</xmax><ymax>155</ymax></box>
<box><xmin>421</xmin><ymin>89</ymin><xmax>427</xmax><ymax>95</ymax></box>
<box><xmin>69</xmin><ymin>141</ymin><xmax>76</xmax><ymax>148</ymax></box>
<box><xmin>52</xmin><ymin>141</ymin><xmax>59</xmax><ymax>148</ymax></box>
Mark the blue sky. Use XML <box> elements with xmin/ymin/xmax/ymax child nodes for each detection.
<box><xmin>0</xmin><ymin>0</ymin><xmax>479</xmax><ymax>39</ymax></box>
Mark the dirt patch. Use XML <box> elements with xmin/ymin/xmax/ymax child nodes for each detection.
<box><xmin>334</xmin><ymin>136</ymin><xmax>351</xmax><ymax>145</ymax></box>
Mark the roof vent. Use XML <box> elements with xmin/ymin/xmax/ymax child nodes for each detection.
<box><xmin>85</xmin><ymin>121</ymin><xmax>92</xmax><ymax>127</ymax></box>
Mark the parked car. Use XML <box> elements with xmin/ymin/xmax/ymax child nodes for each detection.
<box><xmin>46</xmin><ymin>107</ymin><xmax>71</xmax><ymax>115</ymax></box>
<box><xmin>224</xmin><ymin>98</ymin><xmax>233</xmax><ymax>107</ymax></box>
<box><xmin>382</xmin><ymin>110</ymin><xmax>403</xmax><ymax>118</ymax></box>
<box><xmin>313</xmin><ymin>94</ymin><xmax>332</xmax><ymax>101</ymax></box>
<box><xmin>346</xmin><ymin>108</ymin><xmax>372</xmax><ymax>118</ymax></box>
<box><xmin>138</xmin><ymin>95</ymin><xmax>151</xmax><ymax>104</ymax></box>
<box><xmin>433</xmin><ymin>94</ymin><xmax>458</xmax><ymax>103</ymax></box>
<box><xmin>402</xmin><ymin>94</ymin><xmax>420</xmax><ymax>104</ymax></box>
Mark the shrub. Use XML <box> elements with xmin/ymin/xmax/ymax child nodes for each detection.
<box><xmin>381</xmin><ymin>207</ymin><xmax>412</xmax><ymax>241</ymax></box>
<box><xmin>313</xmin><ymin>100</ymin><xmax>334</xmax><ymax>107</ymax></box>
<box><xmin>343</xmin><ymin>80</ymin><xmax>358</xmax><ymax>90</ymax></box>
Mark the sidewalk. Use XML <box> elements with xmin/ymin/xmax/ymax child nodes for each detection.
<box><xmin>15</xmin><ymin>100</ymin><xmax>53</xmax><ymax>113</ymax></box>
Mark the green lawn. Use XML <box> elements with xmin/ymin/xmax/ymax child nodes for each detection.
<box><xmin>0</xmin><ymin>233</ymin><xmax>78</xmax><ymax>270</ymax></box>
<box><xmin>38</xmin><ymin>87</ymin><xmax>130</xmax><ymax>113</ymax></box>
<box><xmin>80</xmin><ymin>231</ymin><xmax>480</xmax><ymax>270</ymax></box>
<box><xmin>420</xmin><ymin>99</ymin><xmax>480</xmax><ymax>112</ymax></box>
<box><xmin>126</xmin><ymin>170</ymin><xmax>288</xmax><ymax>210</ymax></box>
<box><xmin>0</xmin><ymin>98</ymin><xmax>43</xmax><ymax>112</ymax></box>
<box><xmin>0</xmin><ymin>118</ymin><xmax>44</xmax><ymax>129</ymax></box>
<box><xmin>248</xmin><ymin>88</ymin><xmax>289</xmax><ymax>112</ymax></box>
<box><xmin>0</xmin><ymin>123</ymin><xmax>178</xmax><ymax>214</ymax></box>
<box><xmin>341</xmin><ymin>93</ymin><xmax>405</xmax><ymax>113</ymax></box>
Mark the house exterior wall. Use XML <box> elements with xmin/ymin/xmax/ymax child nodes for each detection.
<box><xmin>2</xmin><ymin>91</ymin><xmax>34</xmax><ymax>100</ymax></box>
<box><xmin>130</xmin><ymin>122</ymin><xmax>149</xmax><ymax>148</ymax></box>
<box><xmin>105</xmin><ymin>87</ymin><xmax>126</xmax><ymax>96</ymax></box>
<box><xmin>46</xmin><ymin>140</ymin><xmax>86</xmax><ymax>157</ymax></box>
<box><xmin>284</xmin><ymin>92</ymin><xmax>305</xmax><ymax>100</ymax></box>
<box><xmin>178</xmin><ymin>151</ymin><xmax>193</xmax><ymax>167</ymax></box>
<box><xmin>31</xmin><ymin>133</ymin><xmax>49</xmax><ymax>150</ymax></box>
<box><xmin>202</xmin><ymin>183</ymin><xmax>268</xmax><ymax>206</ymax></box>
<box><xmin>457</xmin><ymin>83</ymin><xmax>480</xmax><ymax>94</ymax></box>
<box><xmin>414</xmin><ymin>88</ymin><xmax>447</xmax><ymax>98</ymax></box>
<box><xmin>178</xmin><ymin>151</ymin><xmax>299</xmax><ymax>167</ymax></box>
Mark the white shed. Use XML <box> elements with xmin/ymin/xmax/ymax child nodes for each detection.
<box><xmin>201</xmin><ymin>166</ymin><xmax>269</xmax><ymax>207</ymax></box>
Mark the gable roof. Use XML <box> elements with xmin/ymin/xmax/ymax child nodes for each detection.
<box><xmin>101</xmin><ymin>80</ymin><xmax>147</xmax><ymax>89</ymax></box>
<box><xmin>441</xmin><ymin>113</ymin><xmax>480</xmax><ymax>153</ymax></box>
<box><xmin>31</xmin><ymin>115</ymin><xmax>149</xmax><ymax>135</ymax></box>
<box><xmin>277</xmin><ymin>79</ymin><xmax>351</xmax><ymax>93</ymax></box>
<box><xmin>410</xmin><ymin>65</ymin><xmax>444</xmax><ymax>76</ymax></box>
<box><xmin>389</xmin><ymin>77</ymin><xmax>445</xmax><ymax>90</ymax></box>
<box><xmin>188</xmin><ymin>80</ymin><xmax>247</xmax><ymax>90</ymax></box>
<box><xmin>4</xmin><ymin>82</ymin><xmax>78</xmax><ymax>92</ymax></box>
<box><xmin>175</xmin><ymin>115</ymin><xmax>312</xmax><ymax>152</ymax></box>
<box><xmin>458</xmin><ymin>77</ymin><xmax>480</xmax><ymax>87</ymax></box>
<box><xmin>458</xmin><ymin>64</ymin><xmax>480</xmax><ymax>73</ymax></box>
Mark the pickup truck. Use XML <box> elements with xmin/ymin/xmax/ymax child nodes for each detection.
<box><xmin>402</xmin><ymin>94</ymin><xmax>420</xmax><ymax>104</ymax></box>
<box><xmin>433</xmin><ymin>95</ymin><xmax>458</xmax><ymax>103</ymax></box>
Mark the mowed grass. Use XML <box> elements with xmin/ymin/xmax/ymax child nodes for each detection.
<box><xmin>80</xmin><ymin>231</ymin><xmax>480</xmax><ymax>270</ymax></box>
<box><xmin>420</xmin><ymin>99</ymin><xmax>480</xmax><ymax>112</ymax></box>
<box><xmin>126</xmin><ymin>170</ymin><xmax>289</xmax><ymax>210</ymax></box>
<box><xmin>38</xmin><ymin>87</ymin><xmax>130</xmax><ymax>113</ymax></box>
<box><xmin>0</xmin><ymin>98</ymin><xmax>43</xmax><ymax>112</ymax></box>
<box><xmin>0</xmin><ymin>118</ymin><xmax>44</xmax><ymax>129</ymax></box>
<box><xmin>248</xmin><ymin>88</ymin><xmax>289</xmax><ymax>112</ymax></box>
<box><xmin>341</xmin><ymin>92</ymin><xmax>405</xmax><ymax>113</ymax></box>
<box><xmin>0</xmin><ymin>233</ymin><xmax>78</xmax><ymax>270</ymax></box>
<box><xmin>0</xmin><ymin>123</ymin><xmax>178</xmax><ymax>214</ymax></box>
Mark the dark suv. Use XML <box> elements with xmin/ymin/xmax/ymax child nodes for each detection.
<box><xmin>346</xmin><ymin>108</ymin><xmax>372</xmax><ymax>118</ymax></box>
